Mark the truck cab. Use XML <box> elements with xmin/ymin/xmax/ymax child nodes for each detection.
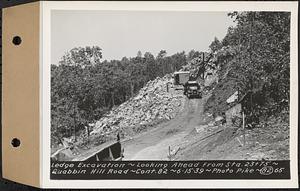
<box><xmin>184</xmin><ymin>81</ymin><xmax>202</xmax><ymax>99</ymax></box>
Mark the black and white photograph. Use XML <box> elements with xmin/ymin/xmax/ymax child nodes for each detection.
<box><xmin>0</xmin><ymin>0</ymin><xmax>297</xmax><ymax>189</ymax></box>
<box><xmin>50</xmin><ymin>9</ymin><xmax>291</xmax><ymax>163</ymax></box>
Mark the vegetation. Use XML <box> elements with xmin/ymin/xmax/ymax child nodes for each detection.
<box><xmin>51</xmin><ymin>47</ymin><xmax>205</xmax><ymax>144</ymax></box>
<box><xmin>205</xmin><ymin>12</ymin><xmax>290</xmax><ymax>127</ymax></box>
<box><xmin>51</xmin><ymin>11</ymin><xmax>291</xmax><ymax>145</ymax></box>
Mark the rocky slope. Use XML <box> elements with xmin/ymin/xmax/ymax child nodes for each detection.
<box><xmin>91</xmin><ymin>74</ymin><xmax>186</xmax><ymax>137</ymax></box>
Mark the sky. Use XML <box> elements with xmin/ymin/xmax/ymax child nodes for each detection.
<box><xmin>51</xmin><ymin>10</ymin><xmax>235</xmax><ymax>64</ymax></box>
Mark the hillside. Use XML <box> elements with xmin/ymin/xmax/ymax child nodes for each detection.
<box><xmin>91</xmin><ymin>74</ymin><xmax>186</xmax><ymax>138</ymax></box>
<box><xmin>51</xmin><ymin>12</ymin><xmax>290</xmax><ymax>162</ymax></box>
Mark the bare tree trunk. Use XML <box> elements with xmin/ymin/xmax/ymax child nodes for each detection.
<box><xmin>162</xmin><ymin>62</ymin><xmax>165</xmax><ymax>76</ymax></box>
<box><xmin>111</xmin><ymin>92</ymin><xmax>115</xmax><ymax>107</ymax></box>
<box><xmin>73</xmin><ymin>104</ymin><xmax>76</xmax><ymax>142</ymax></box>
<box><xmin>171</xmin><ymin>64</ymin><xmax>174</xmax><ymax>73</ymax></box>
<box><xmin>123</xmin><ymin>93</ymin><xmax>126</xmax><ymax>102</ymax></box>
<box><xmin>104</xmin><ymin>95</ymin><xmax>107</xmax><ymax>107</ymax></box>
<box><xmin>87</xmin><ymin>126</ymin><xmax>90</xmax><ymax>145</ymax></box>
<box><xmin>130</xmin><ymin>83</ymin><xmax>134</xmax><ymax>97</ymax></box>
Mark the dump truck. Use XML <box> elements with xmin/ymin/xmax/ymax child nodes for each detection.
<box><xmin>174</xmin><ymin>71</ymin><xmax>202</xmax><ymax>99</ymax></box>
<box><xmin>173</xmin><ymin>71</ymin><xmax>190</xmax><ymax>85</ymax></box>
<box><xmin>183</xmin><ymin>81</ymin><xmax>202</xmax><ymax>99</ymax></box>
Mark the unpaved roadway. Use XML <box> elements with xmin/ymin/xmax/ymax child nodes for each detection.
<box><xmin>122</xmin><ymin>95</ymin><xmax>209</xmax><ymax>160</ymax></box>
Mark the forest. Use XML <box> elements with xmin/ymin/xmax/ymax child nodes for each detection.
<box><xmin>51</xmin><ymin>46</ymin><xmax>204</xmax><ymax>143</ymax></box>
<box><xmin>51</xmin><ymin>11</ymin><xmax>290</xmax><ymax>144</ymax></box>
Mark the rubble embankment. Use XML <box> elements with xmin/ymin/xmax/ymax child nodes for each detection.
<box><xmin>91</xmin><ymin>74</ymin><xmax>186</xmax><ymax>137</ymax></box>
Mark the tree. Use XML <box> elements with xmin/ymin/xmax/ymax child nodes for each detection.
<box><xmin>157</xmin><ymin>50</ymin><xmax>167</xmax><ymax>59</ymax></box>
<box><xmin>137</xmin><ymin>50</ymin><xmax>142</xmax><ymax>58</ymax></box>
<box><xmin>209</xmin><ymin>37</ymin><xmax>222</xmax><ymax>53</ymax></box>
<box><xmin>187</xmin><ymin>50</ymin><xmax>202</xmax><ymax>62</ymax></box>
<box><xmin>206</xmin><ymin>11</ymin><xmax>290</xmax><ymax>127</ymax></box>
<box><xmin>60</xmin><ymin>46</ymin><xmax>102</xmax><ymax>67</ymax></box>
<box><xmin>156</xmin><ymin>50</ymin><xmax>167</xmax><ymax>76</ymax></box>
<box><xmin>51</xmin><ymin>46</ymin><xmax>204</xmax><ymax>145</ymax></box>
<box><xmin>144</xmin><ymin>52</ymin><xmax>157</xmax><ymax>80</ymax></box>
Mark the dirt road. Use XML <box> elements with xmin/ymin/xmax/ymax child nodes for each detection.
<box><xmin>122</xmin><ymin>96</ymin><xmax>209</xmax><ymax>160</ymax></box>
<box><xmin>72</xmin><ymin>92</ymin><xmax>289</xmax><ymax>161</ymax></box>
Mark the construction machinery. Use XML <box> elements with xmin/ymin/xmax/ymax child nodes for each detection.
<box><xmin>173</xmin><ymin>71</ymin><xmax>190</xmax><ymax>85</ymax></box>
<box><xmin>183</xmin><ymin>81</ymin><xmax>202</xmax><ymax>99</ymax></box>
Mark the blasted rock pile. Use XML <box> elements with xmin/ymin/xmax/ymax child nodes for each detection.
<box><xmin>91</xmin><ymin>74</ymin><xmax>186</xmax><ymax>136</ymax></box>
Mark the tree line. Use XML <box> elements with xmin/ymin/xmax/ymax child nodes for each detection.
<box><xmin>51</xmin><ymin>47</ymin><xmax>204</xmax><ymax>144</ymax></box>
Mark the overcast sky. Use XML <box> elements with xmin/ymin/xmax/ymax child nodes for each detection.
<box><xmin>51</xmin><ymin>10</ymin><xmax>235</xmax><ymax>64</ymax></box>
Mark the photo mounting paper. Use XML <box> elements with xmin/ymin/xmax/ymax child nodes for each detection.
<box><xmin>39</xmin><ymin>1</ymin><xmax>298</xmax><ymax>189</ymax></box>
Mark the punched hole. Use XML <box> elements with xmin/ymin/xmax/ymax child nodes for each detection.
<box><xmin>12</xmin><ymin>36</ymin><xmax>22</xmax><ymax>45</ymax></box>
<box><xmin>11</xmin><ymin>138</ymin><xmax>21</xmax><ymax>147</ymax></box>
